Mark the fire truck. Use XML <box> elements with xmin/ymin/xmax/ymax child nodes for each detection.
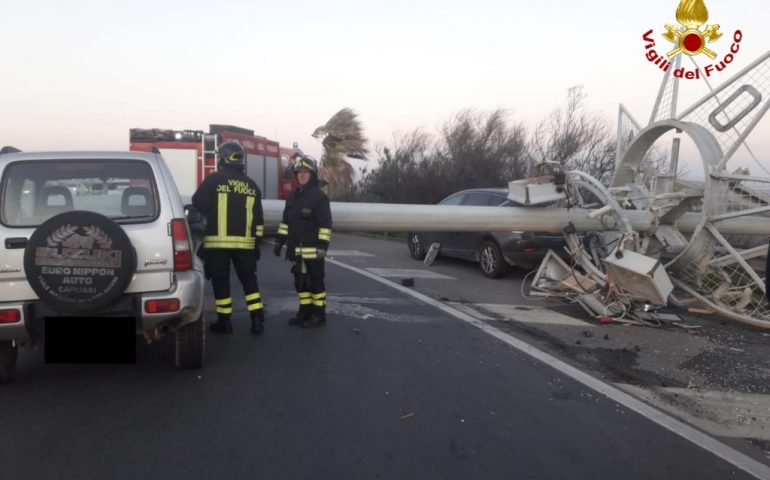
<box><xmin>129</xmin><ymin>124</ymin><xmax>294</xmax><ymax>199</ymax></box>
<box><xmin>279</xmin><ymin>145</ymin><xmax>300</xmax><ymax>197</ymax></box>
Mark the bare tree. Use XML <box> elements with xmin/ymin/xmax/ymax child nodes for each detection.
<box><xmin>355</xmin><ymin>109</ymin><xmax>529</xmax><ymax>204</ymax></box>
<box><xmin>434</xmin><ymin>108</ymin><xmax>530</xmax><ymax>197</ymax></box>
<box><xmin>312</xmin><ymin>108</ymin><xmax>369</xmax><ymax>199</ymax></box>
<box><xmin>532</xmin><ymin>86</ymin><xmax>616</xmax><ymax>184</ymax></box>
<box><xmin>356</xmin><ymin>129</ymin><xmax>434</xmax><ymax>203</ymax></box>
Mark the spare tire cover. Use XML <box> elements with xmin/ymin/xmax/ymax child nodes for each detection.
<box><xmin>24</xmin><ymin>211</ymin><xmax>136</xmax><ymax>312</ymax></box>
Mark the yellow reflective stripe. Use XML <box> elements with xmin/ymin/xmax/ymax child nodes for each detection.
<box><xmin>245</xmin><ymin>196</ymin><xmax>254</xmax><ymax>240</ymax></box>
<box><xmin>313</xmin><ymin>292</ymin><xmax>326</xmax><ymax>306</ymax></box>
<box><xmin>277</xmin><ymin>223</ymin><xmax>289</xmax><ymax>235</ymax></box>
<box><xmin>217</xmin><ymin>192</ymin><xmax>228</xmax><ymax>237</ymax></box>
<box><xmin>298</xmin><ymin>292</ymin><xmax>313</xmax><ymax>305</ymax></box>
<box><xmin>255</xmin><ymin>225</ymin><xmax>264</xmax><ymax>237</ymax></box>
<box><xmin>215</xmin><ymin>298</ymin><xmax>232</xmax><ymax>306</ymax></box>
<box><xmin>204</xmin><ymin>242</ymin><xmax>256</xmax><ymax>249</ymax></box>
<box><xmin>204</xmin><ymin>235</ymin><xmax>255</xmax><ymax>243</ymax></box>
<box><xmin>216</xmin><ymin>307</ymin><xmax>233</xmax><ymax>314</ymax></box>
<box><xmin>245</xmin><ymin>292</ymin><xmax>261</xmax><ymax>301</ymax></box>
<box><xmin>247</xmin><ymin>303</ymin><xmax>264</xmax><ymax>311</ymax></box>
<box><xmin>295</xmin><ymin>246</ymin><xmax>317</xmax><ymax>259</ymax></box>
<box><xmin>318</xmin><ymin>228</ymin><xmax>331</xmax><ymax>241</ymax></box>
<box><xmin>203</xmin><ymin>235</ymin><xmax>256</xmax><ymax>249</ymax></box>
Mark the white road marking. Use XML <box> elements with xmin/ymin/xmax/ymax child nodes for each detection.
<box><xmin>620</xmin><ymin>385</ymin><xmax>770</xmax><ymax>441</ymax></box>
<box><xmin>366</xmin><ymin>268</ymin><xmax>455</xmax><ymax>280</ymax></box>
<box><xmin>450</xmin><ymin>302</ymin><xmax>593</xmax><ymax>327</ymax></box>
<box><xmin>327</xmin><ymin>256</ymin><xmax>770</xmax><ymax>480</ymax></box>
<box><xmin>327</xmin><ymin>250</ymin><xmax>375</xmax><ymax>257</ymax></box>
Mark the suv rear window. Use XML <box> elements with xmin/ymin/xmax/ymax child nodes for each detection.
<box><xmin>1</xmin><ymin>160</ymin><xmax>157</xmax><ymax>227</ymax></box>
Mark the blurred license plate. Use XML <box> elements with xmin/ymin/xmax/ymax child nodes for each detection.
<box><xmin>45</xmin><ymin>316</ymin><xmax>136</xmax><ymax>364</ymax></box>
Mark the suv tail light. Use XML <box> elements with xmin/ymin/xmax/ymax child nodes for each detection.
<box><xmin>0</xmin><ymin>309</ymin><xmax>21</xmax><ymax>324</ymax></box>
<box><xmin>170</xmin><ymin>218</ymin><xmax>193</xmax><ymax>271</ymax></box>
<box><xmin>145</xmin><ymin>299</ymin><xmax>181</xmax><ymax>313</ymax></box>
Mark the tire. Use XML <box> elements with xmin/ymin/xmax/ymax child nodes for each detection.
<box><xmin>0</xmin><ymin>341</ymin><xmax>18</xmax><ymax>383</ymax></box>
<box><xmin>23</xmin><ymin>211</ymin><xmax>136</xmax><ymax>313</ymax></box>
<box><xmin>175</xmin><ymin>316</ymin><xmax>205</xmax><ymax>369</ymax></box>
<box><xmin>479</xmin><ymin>240</ymin><xmax>508</xmax><ymax>279</ymax></box>
<box><xmin>408</xmin><ymin>233</ymin><xmax>427</xmax><ymax>260</ymax></box>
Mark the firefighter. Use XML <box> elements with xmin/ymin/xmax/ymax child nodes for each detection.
<box><xmin>192</xmin><ymin>141</ymin><xmax>265</xmax><ymax>335</ymax></box>
<box><xmin>273</xmin><ymin>155</ymin><xmax>332</xmax><ymax>328</ymax></box>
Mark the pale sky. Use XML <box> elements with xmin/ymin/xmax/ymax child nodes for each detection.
<box><xmin>2</xmin><ymin>0</ymin><xmax>769</xmax><ymax>179</ymax></box>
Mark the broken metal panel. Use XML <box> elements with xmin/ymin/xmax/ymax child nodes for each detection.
<box><xmin>677</xmin><ymin>51</ymin><xmax>770</xmax><ymax>169</ymax></box>
<box><xmin>616</xmin><ymin>103</ymin><xmax>643</xmax><ymax>170</ymax></box>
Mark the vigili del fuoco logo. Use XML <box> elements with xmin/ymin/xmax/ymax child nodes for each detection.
<box><xmin>642</xmin><ymin>0</ymin><xmax>742</xmax><ymax>79</ymax></box>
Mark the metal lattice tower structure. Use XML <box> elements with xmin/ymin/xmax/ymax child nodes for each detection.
<box><xmin>565</xmin><ymin>50</ymin><xmax>770</xmax><ymax>328</ymax></box>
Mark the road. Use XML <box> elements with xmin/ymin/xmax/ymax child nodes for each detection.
<box><xmin>1</xmin><ymin>233</ymin><xmax>768</xmax><ymax>479</ymax></box>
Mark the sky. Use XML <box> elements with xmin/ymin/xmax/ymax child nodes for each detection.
<box><xmin>2</xmin><ymin>0</ymin><xmax>769</xmax><ymax>180</ymax></box>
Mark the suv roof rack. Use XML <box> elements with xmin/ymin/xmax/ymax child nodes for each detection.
<box><xmin>0</xmin><ymin>146</ymin><xmax>21</xmax><ymax>154</ymax></box>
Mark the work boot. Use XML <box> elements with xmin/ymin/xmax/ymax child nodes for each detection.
<box><xmin>301</xmin><ymin>312</ymin><xmax>326</xmax><ymax>328</ymax></box>
<box><xmin>210</xmin><ymin>316</ymin><xmax>233</xmax><ymax>334</ymax></box>
<box><xmin>288</xmin><ymin>305</ymin><xmax>311</xmax><ymax>326</ymax></box>
<box><xmin>250</xmin><ymin>311</ymin><xmax>265</xmax><ymax>335</ymax></box>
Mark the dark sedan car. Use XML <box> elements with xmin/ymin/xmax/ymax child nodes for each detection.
<box><xmin>407</xmin><ymin>188</ymin><xmax>567</xmax><ymax>278</ymax></box>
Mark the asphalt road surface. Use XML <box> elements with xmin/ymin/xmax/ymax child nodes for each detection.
<box><xmin>1</xmin><ymin>234</ymin><xmax>767</xmax><ymax>480</ymax></box>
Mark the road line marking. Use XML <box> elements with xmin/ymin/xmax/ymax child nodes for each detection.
<box><xmin>365</xmin><ymin>268</ymin><xmax>455</xmax><ymax>280</ymax></box>
<box><xmin>620</xmin><ymin>384</ymin><xmax>770</xmax><ymax>441</ymax></box>
<box><xmin>451</xmin><ymin>302</ymin><xmax>593</xmax><ymax>327</ymax></box>
<box><xmin>327</xmin><ymin>250</ymin><xmax>375</xmax><ymax>257</ymax></box>
<box><xmin>327</xmin><ymin>256</ymin><xmax>770</xmax><ymax>480</ymax></box>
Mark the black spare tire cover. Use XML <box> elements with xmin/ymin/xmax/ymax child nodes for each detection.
<box><xmin>24</xmin><ymin>211</ymin><xmax>136</xmax><ymax>312</ymax></box>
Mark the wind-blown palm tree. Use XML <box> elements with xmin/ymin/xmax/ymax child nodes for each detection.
<box><xmin>312</xmin><ymin>108</ymin><xmax>368</xmax><ymax>199</ymax></box>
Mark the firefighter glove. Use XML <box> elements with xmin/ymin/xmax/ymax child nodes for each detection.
<box><xmin>273</xmin><ymin>243</ymin><xmax>283</xmax><ymax>257</ymax></box>
<box><xmin>317</xmin><ymin>249</ymin><xmax>327</xmax><ymax>259</ymax></box>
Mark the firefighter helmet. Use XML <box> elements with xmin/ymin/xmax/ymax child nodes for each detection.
<box><xmin>293</xmin><ymin>155</ymin><xmax>318</xmax><ymax>175</ymax></box>
<box><xmin>218</xmin><ymin>141</ymin><xmax>245</xmax><ymax>168</ymax></box>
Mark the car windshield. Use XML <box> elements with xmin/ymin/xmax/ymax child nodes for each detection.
<box><xmin>1</xmin><ymin>159</ymin><xmax>157</xmax><ymax>227</ymax></box>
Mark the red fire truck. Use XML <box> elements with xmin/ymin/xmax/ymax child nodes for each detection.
<box><xmin>279</xmin><ymin>145</ymin><xmax>301</xmax><ymax>197</ymax></box>
<box><xmin>129</xmin><ymin>125</ymin><xmax>293</xmax><ymax>199</ymax></box>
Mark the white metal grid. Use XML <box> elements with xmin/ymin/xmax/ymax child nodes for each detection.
<box><xmin>678</xmin><ymin>53</ymin><xmax>770</xmax><ymax>168</ymax></box>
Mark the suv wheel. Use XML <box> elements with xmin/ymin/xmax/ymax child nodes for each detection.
<box><xmin>479</xmin><ymin>240</ymin><xmax>508</xmax><ymax>278</ymax></box>
<box><xmin>175</xmin><ymin>316</ymin><xmax>205</xmax><ymax>369</ymax></box>
<box><xmin>0</xmin><ymin>341</ymin><xmax>18</xmax><ymax>383</ymax></box>
<box><xmin>23</xmin><ymin>211</ymin><xmax>136</xmax><ymax>312</ymax></box>
<box><xmin>408</xmin><ymin>233</ymin><xmax>427</xmax><ymax>260</ymax></box>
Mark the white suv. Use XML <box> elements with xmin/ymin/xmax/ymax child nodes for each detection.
<box><xmin>0</xmin><ymin>149</ymin><xmax>205</xmax><ymax>381</ymax></box>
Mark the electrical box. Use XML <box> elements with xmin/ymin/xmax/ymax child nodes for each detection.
<box><xmin>507</xmin><ymin>177</ymin><xmax>566</xmax><ymax>205</ymax></box>
<box><xmin>602</xmin><ymin>248</ymin><xmax>674</xmax><ymax>305</ymax></box>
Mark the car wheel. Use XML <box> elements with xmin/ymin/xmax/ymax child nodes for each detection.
<box><xmin>479</xmin><ymin>240</ymin><xmax>508</xmax><ymax>278</ymax></box>
<box><xmin>23</xmin><ymin>211</ymin><xmax>136</xmax><ymax>313</ymax></box>
<box><xmin>0</xmin><ymin>341</ymin><xmax>18</xmax><ymax>383</ymax></box>
<box><xmin>175</xmin><ymin>316</ymin><xmax>205</xmax><ymax>369</ymax></box>
<box><xmin>408</xmin><ymin>233</ymin><xmax>427</xmax><ymax>260</ymax></box>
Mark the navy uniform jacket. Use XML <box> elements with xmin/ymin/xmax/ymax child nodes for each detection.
<box><xmin>192</xmin><ymin>168</ymin><xmax>264</xmax><ymax>249</ymax></box>
<box><xmin>277</xmin><ymin>183</ymin><xmax>332</xmax><ymax>260</ymax></box>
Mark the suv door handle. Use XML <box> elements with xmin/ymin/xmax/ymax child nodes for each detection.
<box><xmin>5</xmin><ymin>237</ymin><xmax>27</xmax><ymax>249</ymax></box>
